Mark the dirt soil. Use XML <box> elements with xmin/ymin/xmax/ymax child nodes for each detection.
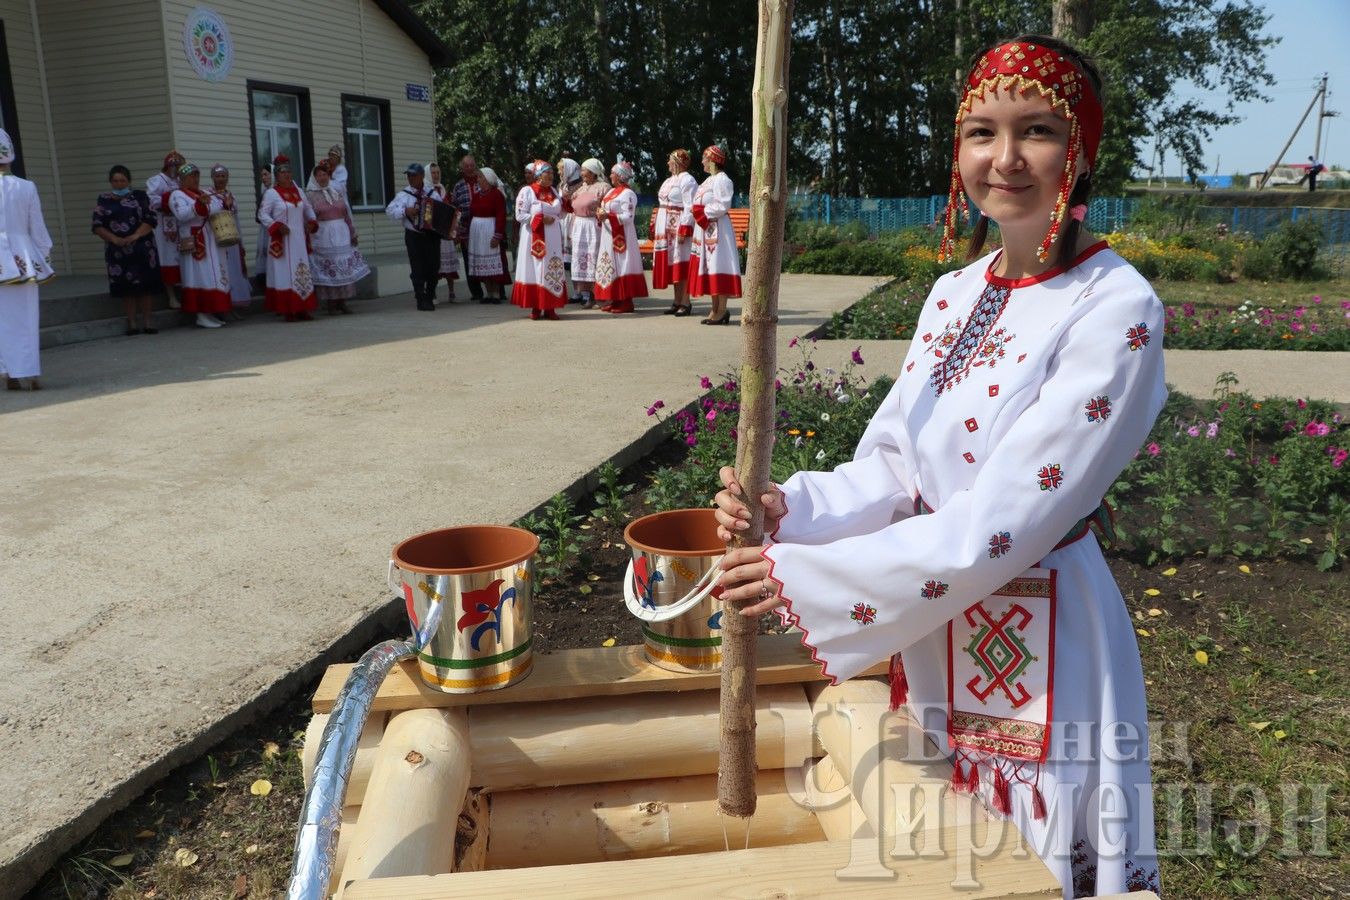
<box><xmin>25</xmin><ymin>440</ymin><xmax>1348</xmax><ymax>899</ymax></box>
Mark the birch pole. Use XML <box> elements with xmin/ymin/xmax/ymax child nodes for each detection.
<box><xmin>719</xmin><ymin>0</ymin><xmax>793</xmax><ymax>822</ymax></box>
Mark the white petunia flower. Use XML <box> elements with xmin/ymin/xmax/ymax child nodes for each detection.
<box><xmin>820</xmin><ymin>412</ymin><xmax>831</xmax><ymax>422</ymax></box>
<box><xmin>815</xmin><ymin>450</ymin><xmax>826</xmax><ymax>461</ymax></box>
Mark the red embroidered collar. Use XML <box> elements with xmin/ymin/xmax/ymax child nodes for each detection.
<box><xmin>984</xmin><ymin>240</ymin><xmax>1108</xmax><ymax>288</ymax></box>
<box><xmin>275</xmin><ymin>183</ymin><xmax>303</xmax><ymax>205</ymax></box>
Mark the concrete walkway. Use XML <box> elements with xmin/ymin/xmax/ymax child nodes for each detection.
<box><xmin>2</xmin><ymin>272</ymin><xmax>1345</xmax><ymax>894</ymax></box>
<box><xmin>0</xmin><ymin>274</ymin><xmax>884</xmax><ymax>894</ymax></box>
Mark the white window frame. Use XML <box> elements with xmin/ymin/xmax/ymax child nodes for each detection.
<box><xmin>342</xmin><ymin>97</ymin><xmax>389</xmax><ymax>211</ymax></box>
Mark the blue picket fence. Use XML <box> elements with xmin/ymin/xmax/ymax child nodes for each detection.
<box><xmin>783</xmin><ymin>194</ymin><xmax>1141</xmax><ymax>235</ymax></box>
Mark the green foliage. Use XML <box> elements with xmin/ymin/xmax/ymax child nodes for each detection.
<box><xmin>590</xmin><ymin>461</ymin><xmax>633</xmax><ymax>524</ymax></box>
<box><xmin>418</xmin><ymin>1</ymin><xmax>1276</xmax><ymax>197</ymax></box>
<box><xmin>784</xmin><ymin>242</ymin><xmax>907</xmax><ymax>277</ymax></box>
<box><xmin>642</xmin><ymin>342</ymin><xmax>890</xmax><ymax>511</ymax></box>
<box><xmin>826</xmin><ymin>281</ymin><xmax>927</xmax><ymax>339</ymax></box>
<box><xmin>1238</xmin><ymin>240</ymin><xmax>1279</xmax><ymax>281</ymax></box>
<box><xmin>1267</xmin><ymin>217</ymin><xmax>1324</xmax><ymax>280</ymax></box>
<box><xmin>518</xmin><ymin>494</ymin><xmax>584</xmax><ymax>581</ymax></box>
<box><xmin>1114</xmin><ymin>375</ymin><xmax>1349</xmax><ymax>565</ymax></box>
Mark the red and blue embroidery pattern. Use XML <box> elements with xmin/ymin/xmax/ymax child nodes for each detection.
<box><xmin>988</xmin><ymin>531</ymin><xmax>1012</xmax><ymax>558</ymax></box>
<box><xmin>927</xmin><ymin>282</ymin><xmax>1014</xmax><ymax>395</ymax></box>
<box><xmin>1126</xmin><ymin>322</ymin><xmax>1151</xmax><ymax>351</ymax></box>
<box><xmin>1084</xmin><ymin>395</ymin><xmax>1112</xmax><ymax>422</ymax></box>
<box><xmin>1037</xmin><ymin>463</ymin><xmax>1064</xmax><ymax>491</ymax></box>
<box><xmin>850</xmin><ymin>602</ymin><xmax>877</xmax><ymax>625</ymax></box>
<box><xmin>921</xmin><ymin>579</ymin><xmax>949</xmax><ymax>599</ymax></box>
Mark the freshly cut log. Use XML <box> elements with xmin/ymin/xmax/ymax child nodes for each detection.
<box><xmin>803</xmin><ymin>754</ymin><xmax>874</xmax><ymax>840</ymax></box>
<box><xmin>809</xmin><ymin>679</ymin><xmax>994</xmax><ymax>859</ymax></box>
<box><xmin>337</xmin><ymin>708</ymin><xmax>471</xmax><ymax>889</ymax></box>
<box><xmin>485</xmin><ymin>769</ymin><xmax>823</xmax><ymax>869</ymax></box>
<box><xmin>467</xmin><ymin>683</ymin><xmax>813</xmax><ymax>792</ymax></box>
<box><xmin>302</xmin><ymin>711</ymin><xmax>386</xmax><ymax>804</ymax></box>
<box><xmin>454</xmin><ymin>789</ymin><xmax>488</xmax><ymax>873</ymax></box>
<box><xmin>329</xmin><ymin>804</ymin><xmax>359</xmax><ymax>897</ymax></box>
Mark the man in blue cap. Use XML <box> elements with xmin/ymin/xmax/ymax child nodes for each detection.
<box><xmin>386</xmin><ymin>162</ymin><xmax>440</xmax><ymax>310</ymax></box>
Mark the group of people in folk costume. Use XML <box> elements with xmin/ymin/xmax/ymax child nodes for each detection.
<box><xmin>502</xmin><ymin>144</ymin><xmax>742</xmax><ymax>321</ymax></box>
<box><xmin>651</xmin><ymin>145</ymin><xmax>742</xmax><ymax>324</ymax></box>
<box><xmin>142</xmin><ymin>145</ymin><xmax>367</xmax><ymax>329</ymax></box>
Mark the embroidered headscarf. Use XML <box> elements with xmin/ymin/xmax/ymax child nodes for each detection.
<box><xmin>702</xmin><ymin>145</ymin><xmax>727</xmax><ymax>167</ymax></box>
<box><xmin>0</xmin><ymin>128</ymin><xmax>15</xmax><ymax>165</ymax></box>
<box><xmin>163</xmin><ymin>150</ymin><xmax>185</xmax><ymax>170</ymax></box>
<box><xmin>581</xmin><ymin>158</ymin><xmax>606</xmax><ymax>179</ymax></box>
<box><xmin>177</xmin><ymin>163</ymin><xmax>200</xmax><ymax>179</ymax></box>
<box><xmin>940</xmin><ymin>39</ymin><xmax>1104</xmax><ymax>263</ymax></box>
<box><xmin>559</xmin><ymin>157</ymin><xmax>581</xmax><ymax>186</ymax></box>
<box><xmin>611</xmin><ymin>161</ymin><xmax>634</xmax><ymax>183</ymax></box>
<box><xmin>526</xmin><ymin>159</ymin><xmax>554</xmax><ymax>182</ymax></box>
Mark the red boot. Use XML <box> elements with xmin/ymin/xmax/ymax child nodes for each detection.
<box><xmin>608</xmin><ymin>300</ymin><xmax>635</xmax><ymax>314</ymax></box>
<box><xmin>530</xmin><ymin>308</ymin><xmax>542</xmax><ymax>320</ymax></box>
<box><xmin>543</xmin><ymin>309</ymin><xmax>560</xmax><ymax>320</ymax></box>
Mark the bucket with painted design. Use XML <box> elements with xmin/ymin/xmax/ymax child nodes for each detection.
<box><xmin>623</xmin><ymin>508</ymin><xmax>725</xmax><ymax>673</ymax></box>
<box><xmin>388</xmin><ymin>525</ymin><xmax>537</xmax><ymax>693</ymax></box>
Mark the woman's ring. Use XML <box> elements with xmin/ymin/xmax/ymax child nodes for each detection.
<box><xmin>758</xmin><ymin>580</ymin><xmax>774</xmax><ymax>601</ymax></box>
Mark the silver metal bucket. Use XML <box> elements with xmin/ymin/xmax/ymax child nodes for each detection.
<box><xmin>389</xmin><ymin>525</ymin><xmax>538</xmax><ymax>693</ymax></box>
<box><xmin>623</xmin><ymin>508</ymin><xmax>725</xmax><ymax>673</ymax></box>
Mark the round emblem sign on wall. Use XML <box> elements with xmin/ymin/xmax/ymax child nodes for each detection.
<box><xmin>183</xmin><ymin>6</ymin><xmax>233</xmax><ymax>81</ymax></box>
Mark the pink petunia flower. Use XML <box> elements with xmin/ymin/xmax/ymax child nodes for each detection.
<box><xmin>1304</xmin><ymin>421</ymin><xmax>1331</xmax><ymax>437</ymax></box>
<box><xmin>1187</xmin><ymin>425</ymin><xmax>1201</xmax><ymax>438</ymax></box>
<box><xmin>851</xmin><ymin>347</ymin><xmax>865</xmax><ymax>365</ymax></box>
<box><xmin>699</xmin><ymin>376</ymin><xmax>712</xmax><ymax>390</ymax></box>
<box><xmin>788</xmin><ymin>337</ymin><xmax>799</xmax><ymax>348</ymax></box>
<box><xmin>1147</xmin><ymin>442</ymin><xmax>1161</xmax><ymax>457</ymax></box>
<box><xmin>646</xmin><ymin>400</ymin><xmax>665</xmax><ymax>416</ymax></box>
<box><xmin>1331</xmin><ymin>448</ymin><xmax>1348</xmax><ymax>468</ymax></box>
<box><xmin>1206</xmin><ymin>422</ymin><xmax>1219</xmax><ymax>439</ymax></box>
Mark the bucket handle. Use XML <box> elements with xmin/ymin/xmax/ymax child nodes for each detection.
<box><xmin>388</xmin><ymin>560</ymin><xmax>443</xmax><ymax>651</ymax></box>
<box><xmin>623</xmin><ymin>555</ymin><xmax>724</xmax><ymax>623</ymax></box>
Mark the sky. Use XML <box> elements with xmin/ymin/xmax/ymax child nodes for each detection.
<box><xmin>1165</xmin><ymin>0</ymin><xmax>1350</xmax><ymax>176</ymax></box>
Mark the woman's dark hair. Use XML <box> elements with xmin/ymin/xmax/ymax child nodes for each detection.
<box><xmin>107</xmin><ymin>164</ymin><xmax>131</xmax><ymax>183</ymax></box>
<box><xmin>963</xmin><ymin>34</ymin><xmax>1104</xmax><ymax>268</ymax></box>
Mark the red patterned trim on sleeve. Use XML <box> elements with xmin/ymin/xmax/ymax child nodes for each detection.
<box><xmin>760</xmin><ymin>545</ymin><xmax>839</xmax><ymax>685</ymax></box>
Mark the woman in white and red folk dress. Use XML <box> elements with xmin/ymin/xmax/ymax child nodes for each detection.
<box><xmin>593</xmin><ymin>161</ymin><xmax>648</xmax><ymax>314</ymax></box>
<box><xmin>307</xmin><ymin>159</ymin><xmax>369</xmax><ymax>315</ymax></box>
<box><xmin>511</xmin><ymin>160</ymin><xmax>566</xmax><ymax>320</ymax></box>
<box><xmin>146</xmin><ymin>150</ymin><xmax>184</xmax><ymax>307</ymax></box>
<box><xmin>570</xmin><ymin>159</ymin><xmax>607</xmax><ymax>308</ymax></box>
<box><xmin>209</xmin><ymin>164</ymin><xmax>251</xmax><ymax>317</ymax></box>
<box><xmin>258</xmin><ymin>155</ymin><xmax>318</xmax><ymax>322</ymax></box>
<box><xmin>427</xmin><ymin>162</ymin><xmax>463</xmax><ymax>302</ymax></box>
<box><xmin>688</xmin><ymin>144</ymin><xmax>742</xmax><ymax>325</ymax></box>
<box><xmin>652</xmin><ymin>148</ymin><xmax>697</xmax><ymax>316</ymax></box>
<box><xmin>168</xmin><ymin>163</ymin><xmax>232</xmax><ymax>329</ymax></box>
<box><xmin>712</xmin><ymin>36</ymin><xmax>1164</xmax><ymax>899</ymax></box>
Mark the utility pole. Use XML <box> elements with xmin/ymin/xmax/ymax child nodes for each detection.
<box><xmin>1313</xmin><ymin>73</ymin><xmax>1328</xmax><ymax>161</ymax></box>
<box><xmin>1258</xmin><ymin>76</ymin><xmax>1326</xmax><ymax>189</ymax></box>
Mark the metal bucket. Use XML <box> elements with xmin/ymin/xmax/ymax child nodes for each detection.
<box><xmin>388</xmin><ymin>525</ymin><xmax>538</xmax><ymax>694</ymax></box>
<box><xmin>623</xmin><ymin>508</ymin><xmax>725</xmax><ymax>673</ymax></box>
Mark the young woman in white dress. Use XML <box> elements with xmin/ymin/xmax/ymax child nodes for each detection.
<box><xmin>592</xmin><ymin>161</ymin><xmax>647</xmax><ymax>314</ymax></box>
<box><xmin>653</xmin><ymin>148</ymin><xmax>698</xmax><ymax>316</ymax></box>
<box><xmin>688</xmin><ymin>145</ymin><xmax>742</xmax><ymax>324</ymax></box>
<box><xmin>712</xmin><ymin>36</ymin><xmax>1165</xmax><ymax>899</ymax></box>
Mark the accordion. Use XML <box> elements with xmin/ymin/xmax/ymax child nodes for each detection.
<box><xmin>418</xmin><ymin>197</ymin><xmax>456</xmax><ymax>240</ymax></box>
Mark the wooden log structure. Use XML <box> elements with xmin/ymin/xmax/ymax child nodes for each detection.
<box><xmin>301</xmin><ymin>711</ymin><xmax>386</xmax><ymax>800</ymax></box>
<box><xmin>467</xmin><ymin>683</ymin><xmax>814</xmax><ymax>792</ymax></box>
<box><xmin>337</xmin><ymin>708</ymin><xmax>472</xmax><ymax>889</ymax></box>
<box><xmin>485</xmin><ymin>769</ymin><xmax>823</xmax><ymax>869</ymax></box>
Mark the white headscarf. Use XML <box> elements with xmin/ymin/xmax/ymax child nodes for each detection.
<box><xmin>581</xmin><ymin>158</ymin><xmax>605</xmax><ymax>179</ymax></box>
<box><xmin>478</xmin><ymin>167</ymin><xmax>509</xmax><ymax>201</ymax></box>
<box><xmin>559</xmin><ymin>158</ymin><xmax>581</xmax><ymax>186</ymax></box>
<box><xmin>0</xmin><ymin>129</ymin><xmax>15</xmax><ymax>165</ymax></box>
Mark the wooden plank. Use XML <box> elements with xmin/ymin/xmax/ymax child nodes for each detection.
<box><xmin>312</xmin><ymin>632</ymin><xmax>886</xmax><ymax>714</ymax></box>
<box><xmin>342</xmin><ymin>835</ymin><xmax>1061</xmax><ymax>899</ymax></box>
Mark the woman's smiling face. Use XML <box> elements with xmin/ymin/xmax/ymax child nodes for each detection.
<box><xmin>957</xmin><ymin>87</ymin><xmax>1077</xmax><ymax>238</ymax></box>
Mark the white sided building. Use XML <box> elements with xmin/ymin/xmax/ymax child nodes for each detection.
<box><xmin>0</xmin><ymin>0</ymin><xmax>449</xmax><ymax>336</ymax></box>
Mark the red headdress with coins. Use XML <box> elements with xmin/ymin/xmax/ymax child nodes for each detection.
<box><xmin>939</xmin><ymin>40</ymin><xmax>1103</xmax><ymax>263</ymax></box>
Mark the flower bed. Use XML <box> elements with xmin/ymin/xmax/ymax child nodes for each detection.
<box><xmin>827</xmin><ymin>279</ymin><xmax>1350</xmax><ymax>350</ymax></box>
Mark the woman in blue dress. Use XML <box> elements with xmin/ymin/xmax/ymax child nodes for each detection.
<box><xmin>92</xmin><ymin>165</ymin><xmax>161</xmax><ymax>335</ymax></box>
